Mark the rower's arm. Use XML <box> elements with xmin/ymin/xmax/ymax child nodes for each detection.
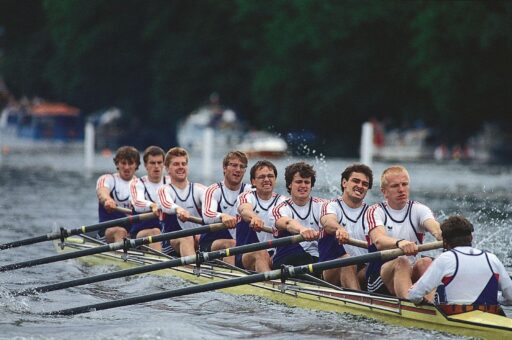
<box><xmin>97</xmin><ymin>187</ymin><xmax>115</xmax><ymax>207</ymax></box>
<box><xmin>130</xmin><ymin>178</ymin><xmax>151</xmax><ymax>212</ymax></box>
<box><xmin>238</xmin><ymin>202</ymin><xmax>265</xmax><ymax>231</ymax></box>
<box><xmin>369</xmin><ymin>226</ymin><xmax>418</xmax><ymax>255</ymax></box>
<box><xmin>494</xmin><ymin>255</ymin><xmax>512</xmax><ymax>305</ymax></box>
<box><xmin>408</xmin><ymin>255</ymin><xmax>448</xmax><ymax>303</ymax></box>
<box><xmin>320</xmin><ymin>213</ymin><xmax>350</xmax><ymax>243</ymax></box>
<box><xmin>423</xmin><ymin>218</ymin><xmax>442</xmax><ymax>241</ymax></box>
<box><xmin>275</xmin><ymin>216</ymin><xmax>318</xmax><ymax>241</ymax></box>
<box><xmin>202</xmin><ymin>186</ymin><xmax>221</xmax><ymax>224</ymax></box>
<box><xmin>320</xmin><ymin>214</ymin><xmax>345</xmax><ymax>235</ymax></box>
<box><xmin>238</xmin><ymin>202</ymin><xmax>257</xmax><ymax>222</ymax></box>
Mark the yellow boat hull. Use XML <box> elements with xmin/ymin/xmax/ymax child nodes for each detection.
<box><xmin>55</xmin><ymin>236</ymin><xmax>512</xmax><ymax>338</ymax></box>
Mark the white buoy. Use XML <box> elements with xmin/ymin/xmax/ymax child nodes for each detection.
<box><xmin>84</xmin><ymin>121</ymin><xmax>95</xmax><ymax>177</ymax></box>
<box><xmin>360</xmin><ymin>122</ymin><xmax>373</xmax><ymax>167</ymax></box>
<box><xmin>202</xmin><ymin>127</ymin><xmax>214</xmax><ymax>182</ymax></box>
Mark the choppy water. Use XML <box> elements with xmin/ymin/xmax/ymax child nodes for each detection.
<box><xmin>0</xmin><ymin>150</ymin><xmax>511</xmax><ymax>339</ymax></box>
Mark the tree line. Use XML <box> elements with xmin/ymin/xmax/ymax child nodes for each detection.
<box><xmin>1</xmin><ymin>0</ymin><xmax>511</xmax><ymax>155</ymax></box>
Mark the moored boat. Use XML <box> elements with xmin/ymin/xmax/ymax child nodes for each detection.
<box><xmin>177</xmin><ymin>95</ymin><xmax>287</xmax><ymax>158</ymax></box>
<box><xmin>0</xmin><ymin>99</ymin><xmax>84</xmax><ymax>153</ymax></box>
<box><xmin>55</xmin><ymin>235</ymin><xmax>512</xmax><ymax>338</ymax></box>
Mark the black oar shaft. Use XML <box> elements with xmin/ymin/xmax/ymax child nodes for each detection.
<box><xmin>52</xmin><ymin>271</ymin><xmax>277</xmax><ymax>315</ymax></box>
<box><xmin>0</xmin><ymin>235</ymin><xmax>52</xmax><ymax>250</ymax></box>
<box><xmin>306</xmin><ymin>241</ymin><xmax>443</xmax><ymax>274</ymax></box>
<box><xmin>0</xmin><ymin>222</ymin><xmax>225</xmax><ymax>273</ymax></box>
<box><xmin>21</xmin><ymin>235</ymin><xmax>304</xmax><ymax>295</ymax></box>
<box><xmin>48</xmin><ymin>241</ymin><xmax>443</xmax><ymax>316</ymax></box>
<box><xmin>0</xmin><ymin>213</ymin><xmax>155</xmax><ymax>250</ymax></box>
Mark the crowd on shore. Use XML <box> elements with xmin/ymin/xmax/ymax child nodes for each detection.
<box><xmin>96</xmin><ymin>145</ymin><xmax>512</xmax><ymax>315</ymax></box>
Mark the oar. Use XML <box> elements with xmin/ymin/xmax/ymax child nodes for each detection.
<box><xmin>16</xmin><ymin>234</ymin><xmax>306</xmax><ymax>296</ymax></box>
<box><xmin>47</xmin><ymin>241</ymin><xmax>443</xmax><ymax>315</ymax></box>
<box><xmin>0</xmin><ymin>212</ymin><xmax>156</xmax><ymax>251</ymax></box>
<box><xmin>0</xmin><ymin>222</ymin><xmax>226</xmax><ymax>273</ymax></box>
<box><xmin>113</xmin><ymin>207</ymin><xmax>133</xmax><ymax>214</ymax></box>
<box><xmin>259</xmin><ymin>226</ymin><xmax>368</xmax><ymax>249</ymax></box>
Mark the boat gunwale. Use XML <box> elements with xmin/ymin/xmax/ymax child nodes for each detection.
<box><xmin>53</xmin><ymin>235</ymin><xmax>512</xmax><ymax>337</ymax></box>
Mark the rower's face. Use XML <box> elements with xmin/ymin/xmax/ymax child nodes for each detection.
<box><xmin>342</xmin><ymin>172</ymin><xmax>370</xmax><ymax>204</ymax></box>
<box><xmin>145</xmin><ymin>154</ymin><xmax>164</xmax><ymax>182</ymax></box>
<box><xmin>117</xmin><ymin>159</ymin><xmax>137</xmax><ymax>181</ymax></box>
<box><xmin>251</xmin><ymin>166</ymin><xmax>276</xmax><ymax>195</ymax></box>
<box><xmin>223</xmin><ymin>157</ymin><xmax>246</xmax><ymax>186</ymax></box>
<box><xmin>167</xmin><ymin>156</ymin><xmax>188</xmax><ymax>182</ymax></box>
<box><xmin>289</xmin><ymin>173</ymin><xmax>312</xmax><ymax>200</ymax></box>
<box><xmin>382</xmin><ymin>172</ymin><xmax>409</xmax><ymax>209</ymax></box>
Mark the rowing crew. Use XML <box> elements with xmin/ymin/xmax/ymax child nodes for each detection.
<box><xmin>96</xmin><ymin>145</ymin><xmax>512</xmax><ymax>314</ymax></box>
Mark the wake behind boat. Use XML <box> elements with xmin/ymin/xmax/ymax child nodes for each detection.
<box><xmin>51</xmin><ymin>234</ymin><xmax>512</xmax><ymax>338</ymax></box>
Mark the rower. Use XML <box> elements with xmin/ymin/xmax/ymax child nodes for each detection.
<box><xmin>201</xmin><ymin>151</ymin><xmax>251</xmax><ymax>265</ymax></box>
<box><xmin>96</xmin><ymin>146</ymin><xmax>140</xmax><ymax>243</ymax></box>
<box><xmin>130</xmin><ymin>146</ymin><xmax>168</xmax><ymax>251</ymax></box>
<box><xmin>408</xmin><ymin>215</ymin><xmax>512</xmax><ymax>315</ymax></box>
<box><xmin>319</xmin><ymin>163</ymin><xmax>373</xmax><ymax>290</ymax></box>
<box><xmin>271</xmin><ymin>162</ymin><xmax>326</xmax><ymax>270</ymax></box>
<box><xmin>157</xmin><ymin>147</ymin><xmax>206</xmax><ymax>256</ymax></box>
<box><xmin>235</xmin><ymin>160</ymin><xmax>287</xmax><ymax>272</ymax></box>
<box><xmin>366</xmin><ymin>165</ymin><xmax>442</xmax><ymax>298</ymax></box>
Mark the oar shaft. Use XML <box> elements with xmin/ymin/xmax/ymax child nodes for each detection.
<box><xmin>307</xmin><ymin>241</ymin><xmax>444</xmax><ymax>274</ymax></box>
<box><xmin>51</xmin><ymin>270</ymin><xmax>277</xmax><ymax>315</ymax></box>
<box><xmin>68</xmin><ymin>212</ymin><xmax>156</xmax><ymax>236</ymax></box>
<box><xmin>0</xmin><ymin>212</ymin><xmax>155</xmax><ymax>251</ymax></box>
<box><xmin>0</xmin><ymin>235</ymin><xmax>53</xmax><ymax>250</ymax></box>
<box><xmin>22</xmin><ymin>235</ymin><xmax>303</xmax><ymax>295</ymax></box>
<box><xmin>0</xmin><ymin>244</ymin><xmax>112</xmax><ymax>272</ymax></box>
<box><xmin>113</xmin><ymin>207</ymin><xmax>132</xmax><ymax>214</ymax></box>
<box><xmin>0</xmin><ymin>221</ymin><xmax>225</xmax><ymax>273</ymax></box>
<box><xmin>186</xmin><ymin>216</ymin><xmax>203</xmax><ymax>224</ymax></box>
<box><xmin>47</xmin><ymin>241</ymin><xmax>442</xmax><ymax>316</ymax></box>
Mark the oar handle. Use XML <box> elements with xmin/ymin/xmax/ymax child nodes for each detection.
<box><xmin>187</xmin><ymin>216</ymin><xmax>204</xmax><ymax>224</ymax></box>
<box><xmin>260</xmin><ymin>225</ymin><xmax>274</xmax><ymax>234</ymax></box>
<box><xmin>381</xmin><ymin>241</ymin><xmax>443</xmax><ymax>261</ymax></box>
<box><xmin>113</xmin><ymin>207</ymin><xmax>133</xmax><ymax>214</ymax></box>
<box><xmin>345</xmin><ymin>238</ymin><xmax>368</xmax><ymax>249</ymax></box>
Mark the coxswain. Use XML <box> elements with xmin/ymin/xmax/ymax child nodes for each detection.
<box><xmin>408</xmin><ymin>215</ymin><xmax>512</xmax><ymax>315</ymax></box>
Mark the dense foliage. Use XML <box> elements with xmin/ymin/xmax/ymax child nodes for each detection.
<box><xmin>1</xmin><ymin>0</ymin><xmax>511</xmax><ymax>154</ymax></box>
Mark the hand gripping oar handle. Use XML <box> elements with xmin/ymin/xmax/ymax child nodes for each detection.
<box><xmin>0</xmin><ymin>212</ymin><xmax>156</xmax><ymax>251</ymax></box>
<box><xmin>46</xmin><ymin>241</ymin><xmax>443</xmax><ymax>316</ymax></box>
<box><xmin>18</xmin><ymin>234</ymin><xmax>305</xmax><ymax>296</ymax></box>
<box><xmin>311</xmin><ymin>241</ymin><xmax>444</xmax><ymax>273</ymax></box>
<box><xmin>0</xmin><ymin>221</ymin><xmax>225</xmax><ymax>273</ymax></box>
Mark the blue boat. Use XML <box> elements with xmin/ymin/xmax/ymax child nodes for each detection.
<box><xmin>0</xmin><ymin>100</ymin><xmax>84</xmax><ymax>152</ymax></box>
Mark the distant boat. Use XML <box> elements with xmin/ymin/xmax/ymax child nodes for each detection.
<box><xmin>372</xmin><ymin>126</ymin><xmax>433</xmax><ymax>162</ymax></box>
<box><xmin>0</xmin><ymin>100</ymin><xmax>84</xmax><ymax>153</ymax></box>
<box><xmin>177</xmin><ymin>98</ymin><xmax>287</xmax><ymax>158</ymax></box>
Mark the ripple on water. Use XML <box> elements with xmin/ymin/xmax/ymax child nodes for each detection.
<box><xmin>0</xmin><ymin>155</ymin><xmax>510</xmax><ymax>339</ymax></box>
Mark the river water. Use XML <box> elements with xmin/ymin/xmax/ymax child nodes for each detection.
<box><xmin>0</xmin><ymin>150</ymin><xmax>511</xmax><ymax>339</ymax></box>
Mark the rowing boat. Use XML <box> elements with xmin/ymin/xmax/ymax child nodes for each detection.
<box><xmin>54</xmin><ymin>235</ymin><xmax>512</xmax><ymax>338</ymax></box>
